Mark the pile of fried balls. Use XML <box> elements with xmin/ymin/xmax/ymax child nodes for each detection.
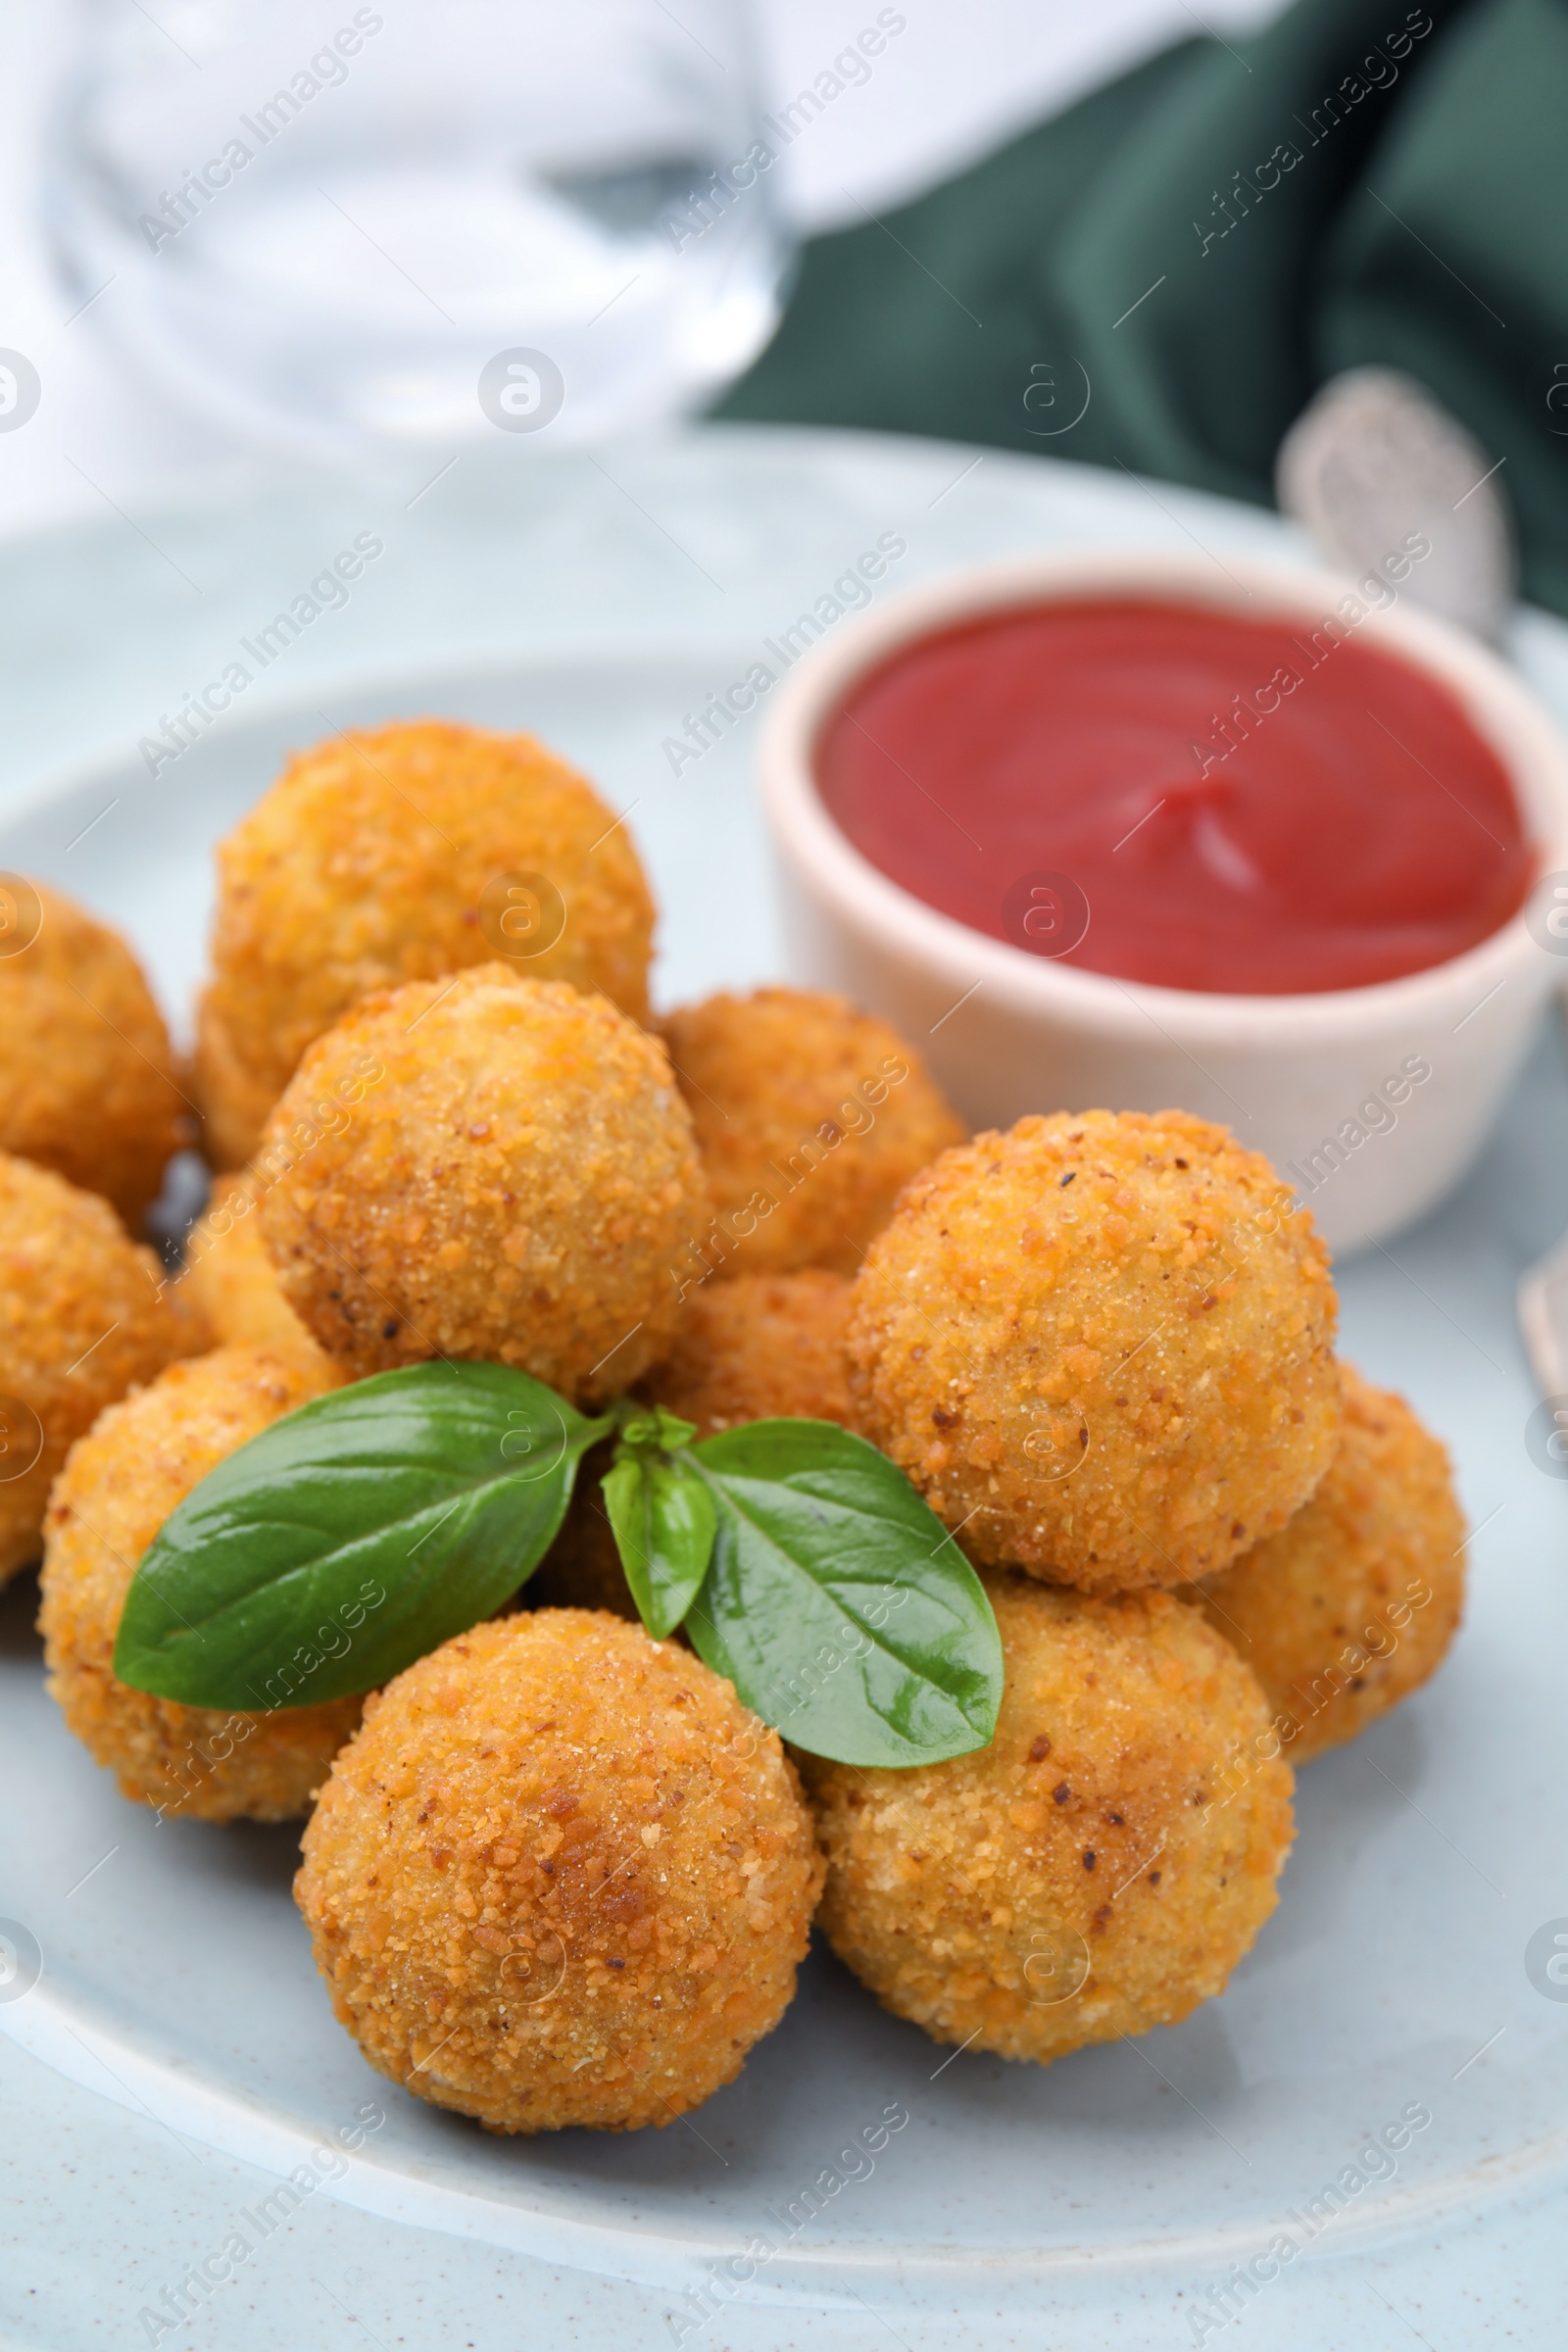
<box><xmin>0</xmin><ymin>720</ymin><xmax>1465</xmax><ymax>2135</ymax></box>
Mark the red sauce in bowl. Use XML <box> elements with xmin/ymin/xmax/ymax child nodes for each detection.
<box><xmin>813</xmin><ymin>598</ymin><xmax>1534</xmax><ymax>994</ymax></box>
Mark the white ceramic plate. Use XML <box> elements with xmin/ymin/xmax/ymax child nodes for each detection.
<box><xmin>2</xmin><ymin>427</ymin><xmax>1566</xmax><ymax>2352</ymax></box>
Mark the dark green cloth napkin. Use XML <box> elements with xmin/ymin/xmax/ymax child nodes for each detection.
<box><xmin>717</xmin><ymin>0</ymin><xmax>1568</xmax><ymax>615</ymax></box>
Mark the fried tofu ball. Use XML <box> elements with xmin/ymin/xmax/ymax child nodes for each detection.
<box><xmin>1193</xmin><ymin>1364</ymin><xmax>1465</xmax><ymax>1762</ymax></box>
<box><xmin>176</xmin><ymin>1169</ymin><xmax>326</xmax><ymax>1366</ymax></box>
<box><xmin>661</xmin><ymin>988</ymin><xmax>965</xmax><ymax>1280</ymax></box>
<box><xmin>0</xmin><ymin>1152</ymin><xmax>203</xmax><ymax>1586</ymax></box>
<box><xmin>258</xmin><ymin>967</ymin><xmax>706</xmax><ymax>1398</ymax></box>
<box><xmin>644</xmin><ymin>1269</ymin><xmax>857</xmax><ymax>1435</ymax></box>
<box><xmin>805</xmin><ymin>1574</ymin><xmax>1293</xmax><ymax>2064</ymax></box>
<box><xmin>296</xmin><ymin>1610</ymin><xmax>824</xmax><ymax>2133</ymax></box>
<box><xmin>0</xmin><ymin>878</ymin><xmax>186</xmax><ymax>1224</ymax></box>
<box><xmin>38</xmin><ymin>1346</ymin><xmax>360</xmax><ymax>1820</ymax></box>
<box><xmin>195</xmin><ymin>720</ymin><xmax>657</xmax><ymax>1166</ymax></box>
<box><xmin>847</xmin><ymin>1109</ymin><xmax>1341</xmax><ymax>1592</ymax></box>
<box><xmin>531</xmin><ymin>1272</ymin><xmax>858</xmax><ymax>1619</ymax></box>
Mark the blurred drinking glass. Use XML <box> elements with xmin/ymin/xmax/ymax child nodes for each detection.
<box><xmin>47</xmin><ymin>0</ymin><xmax>792</xmax><ymax>448</ymax></box>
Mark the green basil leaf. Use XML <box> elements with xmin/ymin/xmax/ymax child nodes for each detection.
<box><xmin>681</xmin><ymin>1420</ymin><xmax>1003</xmax><ymax>1767</ymax></box>
<box><xmin>603</xmin><ymin>1451</ymin><xmax>717</xmax><ymax>1639</ymax></box>
<box><xmin>113</xmin><ymin>1364</ymin><xmax>611</xmax><ymax>1711</ymax></box>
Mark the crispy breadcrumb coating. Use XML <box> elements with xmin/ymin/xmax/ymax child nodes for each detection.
<box><xmin>195</xmin><ymin>720</ymin><xmax>657</xmax><ymax>1166</ymax></box>
<box><xmin>258</xmin><ymin>966</ymin><xmax>707</xmax><ymax>1397</ymax></box>
<box><xmin>847</xmin><ymin>1109</ymin><xmax>1341</xmax><ymax>1591</ymax></box>
<box><xmin>295</xmin><ymin>1610</ymin><xmax>824</xmax><ymax>2132</ymax></box>
<box><xmin>0</xmin><ymin>879</ymin><xmax>186</xmax><ymax>1224</ymax></box>
<box><xmin>644</xmin><ymin>1270</ymin><xmax>857</xmax><ymax>1435</ymax></box>
<box><xmin>191</xmin><ymin>999</ymin><xmax>277</xmax><ymax>1177</ymax></box>
<box><xmin>805</xmin><ymin>1575</ymin><xmax>1294</xmax><ymax>2063</ymax></box>
<box><xmin>1193</xmin><ymin>1364</ymin><xmax>1465</xmax><ymax>1762</ymax></box>
<box><xmin>661</xmin><ymin>988</ymin><xmax>964</xmax><ymax>1280</ymax></box>
<box><xmin>38</xmin><ymin>1346</ymin><xmax>359</xmax><ymax>1820</ymax></box>
<box><xmin>0</xmin><ymin>1152</ymin><xmax>203</xmax><ymax>1585</ymax></box>
<box><xmin>177</xmin><ymin>1168</ymin><xmax>326</xmax><ymax>1365</ymax></box>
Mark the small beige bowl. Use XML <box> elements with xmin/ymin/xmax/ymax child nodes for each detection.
<box><xmin>758</xmin><ymin>547</ymin><xmax>1568</xmax><ymax>1252</ymax></box>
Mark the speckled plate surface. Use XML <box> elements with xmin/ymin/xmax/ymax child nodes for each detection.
<box><xmin>1</xmin><ymin>427</ymin><xmax>1566</xmax><ymax>2351</ymax></box>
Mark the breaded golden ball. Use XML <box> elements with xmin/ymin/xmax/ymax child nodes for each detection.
<box><xmin>195</xmin><ymin>720</ymin><xmax>657</xmax><ymax>1166</ymax></box>
<box><xmin>190</xmin><ymin>1000</ymin><xmax>277</xmax><ymax>1180</ymax></box>
<box><xmin>258</xmin><ymin>967</ymin><xmax>706</xmax><ymax>1398</ymax></box>
<box><xmin>0</xmin><ymin>878</ymin><xmax>186</xmax><ymax>1223</ymax></box>
<box><xmin>38</xmin><ymin>1346</ymin><xmax>360</xmax><ymax>1820</ymax></box>
<box><xmin>661</xmin><ymin>988</ymin><xmax>965</xmax><ymax>1280</ymax></box>
<box><xmin>0</xmin><ymin>1152</ymin><xmax>203</xmax><ymax>1586</ymax></box>
<box><xmin>644</xmin><ymin>1270</ymin><xmax>857</xmax><ymax>1435</ymax></box>
<box><xmin>296</xmin><ymin>1610</ymin><xmax>824</xmax><ymax>2133</ymax></box>
<box><xmin>1193</xmin><ymin>1364</ymin><xmax>1465</xmax><ymax>1762</ymax></box>
<box><xmin>847</xmin><ymin>1109</ymin><xmax>1341</xmax><ymax>1592</ymax></box>
<box><xmin>805</xmin><ymin>1574</ymin><xmax>1294</xmax><ymax>2064</ymax></box>
<box><xmin>176</xmin><ymin>1169</ymin><xmax>326</xmax><ymax>1366</ymax></box>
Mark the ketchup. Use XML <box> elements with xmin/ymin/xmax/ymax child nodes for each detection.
<box><xmin>814</xmin><ymin>598</ymin><xmax>1533</xmax><ymax>994</ymax></box>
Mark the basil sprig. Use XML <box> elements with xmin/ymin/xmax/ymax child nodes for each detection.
<box><xmin>681</xmin><ymin>1421</ymin><xmax>1002</xmax><ymax>1767</ymax></box>
<box><xmin>113</xmin><ymin>1365</ymin><xmax>611</xmax><ymax>1713</ymax></box>
<box><xmin>601</xmin><ymin>1406</ymin><xmax>716</xmax><ymax>1639</ymax></box>
<box><xmin>113</xmin><ymin>1364</ymin><xmax>1003</xmax><ymax>1767</ymax></box>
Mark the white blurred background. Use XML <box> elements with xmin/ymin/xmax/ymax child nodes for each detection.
<box><xmin>0</xmin><ymin>0</ymin><xmax>1287</xmax><ymax>542</ymax></box>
